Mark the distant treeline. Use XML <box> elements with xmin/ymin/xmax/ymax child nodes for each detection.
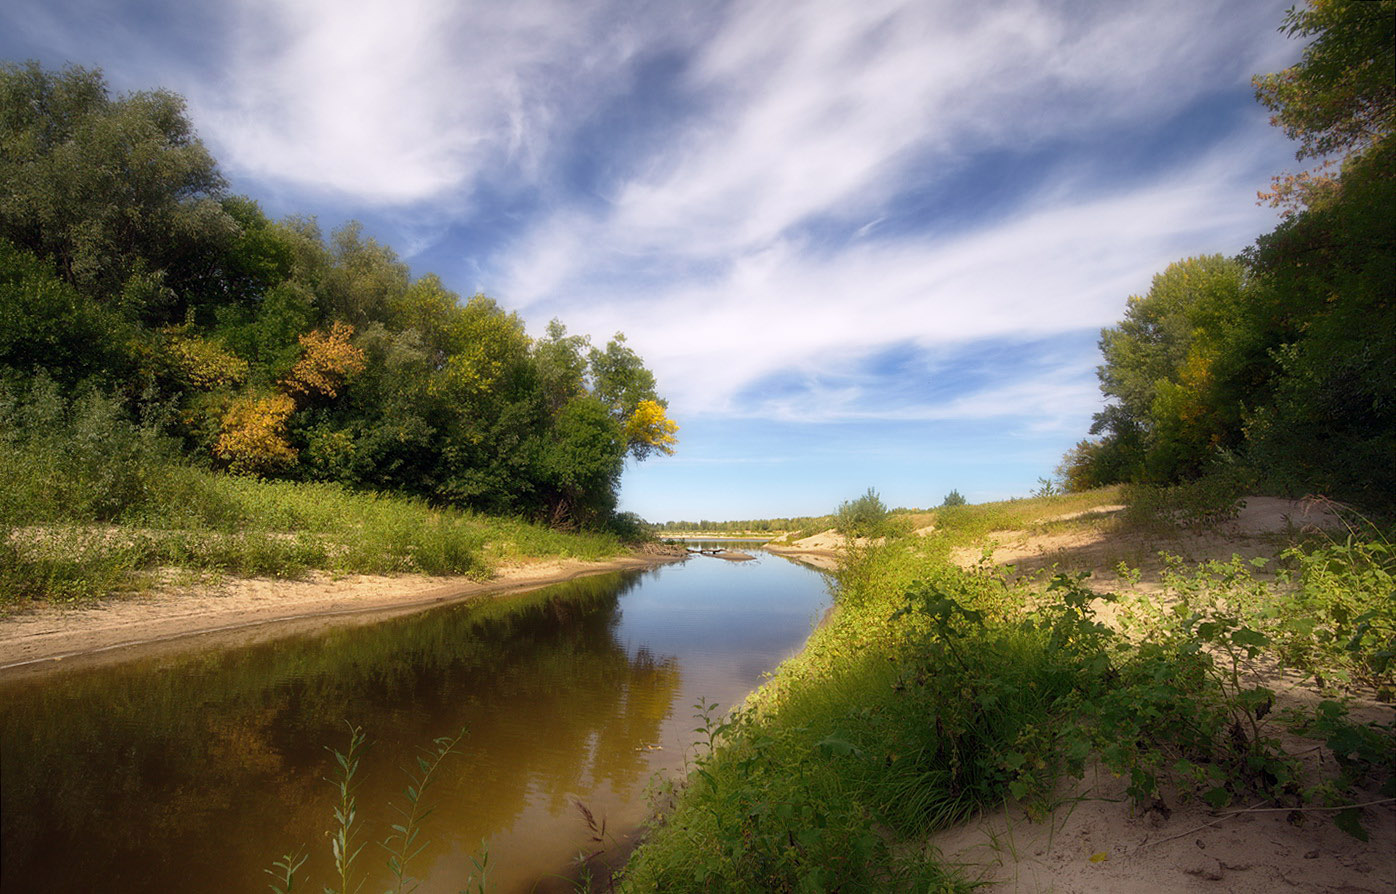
<box><xmin>655</xmin><ymin>517</ymin><xmax>832</xmax><ymax>534</ymax></box>
<box><xmin>1061</xmin><ymin>1</ymin><xmax>1394</xmax><ymax>509</ymax></box>
<box><xmin>0</xmin><ymin>62</ymin><xmax>677</xmax><ymax>528</ymax></box>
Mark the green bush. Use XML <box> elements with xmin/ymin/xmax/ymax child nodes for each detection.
<box><xmin>1121</xmin><ymin>467</ymin><xmax>1252</xmax><ymax>532</ymax></box>
<box><xmin>835</xmin><ymin>487</ymin><xmax>891</xmax><ymax>539</ymax></box>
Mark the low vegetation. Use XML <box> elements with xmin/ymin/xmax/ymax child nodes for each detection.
<box><xmin>619</xmin><ymin>487</ymin><xmax>1395</xmax><ymax>891</ymax></box>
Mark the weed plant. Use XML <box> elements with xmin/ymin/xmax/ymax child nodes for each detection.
<box><xmin>1120</xmin><ymin>468</ymin><xmax>1251</xmax><ymax>532</ymax></box>
<box><xmin>267</xmin><ymin>724</ymin><xmax>471</xmax><ymax>894</ymax></box>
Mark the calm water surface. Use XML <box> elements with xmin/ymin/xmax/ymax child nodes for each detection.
<box><xmin>0</xmin><ymin>548</ymin><xmax>829</xmax><ymax>892</ymax></box>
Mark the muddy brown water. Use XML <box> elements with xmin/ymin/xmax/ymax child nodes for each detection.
<box><xmin>0</xmin><ymin>547</ymin><xmax>829</xmax><ymax>892</ymax></box>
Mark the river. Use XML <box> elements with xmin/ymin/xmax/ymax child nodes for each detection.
<box><xmin>0</xmin><ymin>545</ymin><xmax>830</xmax><ymax>892</ymax></box>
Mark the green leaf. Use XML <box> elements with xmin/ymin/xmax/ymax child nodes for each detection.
<box><xmin>1334</xmin><ymin>807</ymin><xmax>1369</xmax><ymax>841</ymax></box>
<box><xmin>1202</xmin><ymin>787</ymin><xmax>1231</xmax><ymax>809</ymax></box>
<box><xmin>815</xmin><ymin>736</ymin><xmax>863</xmax><ymax>758</ymax></box>
<box><xmin>1231</xmin><ymin>628</ymin><xmax>1271</xmax><ymax>648</ymax></box>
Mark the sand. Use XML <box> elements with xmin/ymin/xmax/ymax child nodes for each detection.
<box><xmin>0</xmin><ymin>546</ymin><xmax>686</xmax><ymax>678</ymax></box>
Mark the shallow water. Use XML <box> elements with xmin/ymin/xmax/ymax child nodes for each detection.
<box><xmin>0</xmin><ymin>548</ymin><xmax>829</xmax><ymax>893</ymax></box>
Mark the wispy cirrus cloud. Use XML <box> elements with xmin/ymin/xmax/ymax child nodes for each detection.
<box><xmin>475</xmin><ymin>0</ymin><xmax>1297</xmax><ymax>425</ymax></box>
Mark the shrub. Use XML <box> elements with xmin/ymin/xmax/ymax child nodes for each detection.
<box><xmin>1122</xmin><ymin>467</ymin><xmax>1251</xmax><ymax>531</ymax></box>
<box><xmin>835</xmin><ymin>488</ymin><xmax>891</xmax><ymax>539</ymax></box>
<box><xmin>0</xmin><ymin>375</ymin><xmax>183</xmax><ymax>524</ymax></box>
<box><xmin>213</xmin><ymin>392</ymin><xmax>297</xmax><ymax>475</ymax></box>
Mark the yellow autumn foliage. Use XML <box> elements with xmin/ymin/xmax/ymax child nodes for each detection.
<box><xmin>283</xmin><ymin>321</ymin><xmax>367</xmax><ymax>400</ymax></box>
<box><xmin>213</xmin><ymin>393</ymin><xmax>297</xmax><ymax>475</ymax></box>
<box><xmin>163</xmin><ymin>329</ymin><xmax>249</xmax><ymax>389</ymax></box>
<box><xmin>624</xmin><ymin>399</ymin><xmax>679</xmax><ymax>456</ymax></box>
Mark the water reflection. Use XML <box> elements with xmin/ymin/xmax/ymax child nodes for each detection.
<box><xmin>1</xmin><ymin>549</ymin><xmax>828</xmax><ymax>892</ymax></box>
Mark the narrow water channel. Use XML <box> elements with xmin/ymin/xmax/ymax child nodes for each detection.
<box><xmin>0</xmin><ymin>547</ymin><xmax>830</xmax><ymax>892</ymax></box>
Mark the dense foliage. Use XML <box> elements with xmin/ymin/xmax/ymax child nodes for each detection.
<box><xmin>0</xmin><ymin>62</ymin><xmax>677</xmax><ymax>529</ymax></box>
<box><xmin>1063</xmin><ymin>0</ymin><xmax>1394</xmax><ymax>507</ymax></box>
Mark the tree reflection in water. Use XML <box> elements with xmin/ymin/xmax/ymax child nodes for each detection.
<box><xmin>0</xmin><ymin>553</ymin><xmax>828</xmax><ymax>893</ymax></box>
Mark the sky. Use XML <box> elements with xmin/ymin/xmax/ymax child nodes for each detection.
<box><xmin>1</xmin><ymin>0</ymin><xmax>1306</xmax><ymax>521</ymax></box>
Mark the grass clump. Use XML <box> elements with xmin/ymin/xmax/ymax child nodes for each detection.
<box><xmin>267</xmin><ymin>724</ymin><xmax>484</xmax><ymax>894</ymax></box>
<box><xmin>1120</xmin><ymin>468</ymin><xmax>1251</xmax><ymax>532</ymax></box>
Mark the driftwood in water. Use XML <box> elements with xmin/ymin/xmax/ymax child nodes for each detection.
<box><xmin>685</xmin><ymin>547</ymin><xmax>756</xmax><ymax>561</ymax></box>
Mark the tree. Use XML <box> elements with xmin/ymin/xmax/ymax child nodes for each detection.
<box><xmin>1254</xmin><ymin>0</ymin><xmax>1395</xmax><ymax>212</ymax></box>
<box><xmin>1254</xmin><ymin>0</ymin><xmax>1394</xmax><ymax>162</ymax></box>
<box><xmin>835</xmin><ymin>488</ymin><xmax>890</xmax><ymax>539</ymax></box>
<box><xmin>1244</xmin><ymin>0</ymin><xmax>1396</xmax><ymax>504</ymax></box>
<box><xmin>588</xmin><ymin>334</ymin><xmax>679</xmax><ymax>460</ymax></box>
<box><xmin>538</xmin><ymin>397</ymin><xmax>626</xmax><ymax>527</ymax></box>
<box><xmin>0</xmin><ymin>62</ymin><xmax>236</xmax><ymax>321</ymax></box>
<box><xmin>0</xmin><ymin>238</ymin><xmax>134</xmax><ymax>384</ymax></box>
<box><xmin>1093</xmin><ymin>256</ymin><xmax>1262</xmax><ymax>482</ymax></box>
<box><xmin>533</xmin><ymin>320</ymin><xmax>590</xmax><ymax>413</ymax></box>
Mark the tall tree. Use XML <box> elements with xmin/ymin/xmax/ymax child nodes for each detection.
<box><xmin>0</xmin><ymin>63</ymin><xmax>236</xmax><ymax>323</ymax></box>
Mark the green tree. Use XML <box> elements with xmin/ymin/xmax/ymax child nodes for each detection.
<box><xmin>1093</xmin><ymin>256</ymin><xmax>1263</xmax><ymax>482</ymax></box>
<box><xmin>588</xmin><ymin>334</ymin><xmax>678</xmax><ymax>460</ymax></box>
<box><xmin>0</xmin><ymin>239</ymin><xmax>135</xmax><ymax>384</ymax></box>
<box><xmin>0</xmin><ymin>62</ymin><xmax>236</xmax><ymax>322</ymax></box>
<box><xmin>538</xmin><ymin>397</ymin><xmax>626</xmax><ymax>527</ymax></box>
<box><xmin>1243</xmin><ymin>0</ymin><xmax>1396</xmax><ymax>504</ymax></box>
<box><xmin>1255</xmin><ymin>0</ymin><xmax>1394</xmax><ymax>162</ymax></box>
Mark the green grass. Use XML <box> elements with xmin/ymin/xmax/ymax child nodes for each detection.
<box><xmin>619</xmin><ymin>486</ymin><xmax>1393</xmax><ymax>890</ymax></box>
<box><xmin>0</xmin><ymin>472</ymin><xmax>626</xmax><ymax>606</ymax></box>
<box><xmin>0</xmin><ymin>382</ymin><xmax>625</xmax><ymax>605</ymax></box>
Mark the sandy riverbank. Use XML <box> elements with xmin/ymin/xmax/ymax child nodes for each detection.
<box><xmin>770</xmin><ymin>498</ymin><xmax>1394</xmax><ymax>891</ymax></box>
<box><xmin>0</xmin><ymin>545</ymin><xmax>687</xmax><ymax>678</ymax></box>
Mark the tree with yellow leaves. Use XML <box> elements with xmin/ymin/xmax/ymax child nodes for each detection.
<box><xmin>624</xmin><ymin>399</ymin><xmax>679</xmax><ymax>459</ymax></box>
<box><xmin>213</xmin><ymin>393</ymin><xmax>297</xmax><ymax>475</ymax></box>
<box><xmin>283</xmin><ymin>321</ymin><xmax>366</xmax><ymax>400</ymax></box>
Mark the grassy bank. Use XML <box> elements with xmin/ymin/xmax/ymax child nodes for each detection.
<box><xmin>0</xmin><ymin>383</ymin><xmax>626</xmax><ymax>606</ymax></box>
<box><xmin>619</xmin><ymin>490</ymin><xmax>1395</xmax><ymax>891</ymax></box>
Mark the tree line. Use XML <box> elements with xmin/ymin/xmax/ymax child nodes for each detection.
<box><xmin>1061</xmin><ymin>0</ymin><xmax>1394</xmax><ymax>509</ymax></box>
<box><xmin>0</xmin><ymin>62</ymin><xmax>677</xmax><ymax>528</ymax></box>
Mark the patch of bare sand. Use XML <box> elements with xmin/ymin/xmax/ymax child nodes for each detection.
<box><xmin>931</xmin><ymin>759</ymin><xmax>1396</xmax><ymax>893</ymax></box>
<box><xmin>0</xmin><ymin>547</ymin><xmax>686</xmax><ymax>677</ymax></box>
<box><xmin>950</xmin><ymin>496</ymin><xmax>1348</xmax><ymax>589</ymax></box>
<box><xmin>764</xmin><ymin>528</ymin><xmax>886</xmax><ymax>566</ymax></box>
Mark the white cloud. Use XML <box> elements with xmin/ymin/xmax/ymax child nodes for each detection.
<box><xmin>506</xmin><ymin>127</ymin><xmax>1286</xmax><ymax>422</ymax></box>
<box><xmin>2</xmin><ymin>0</ymin><xmax>1302</xmax><ymax>433</ymax></box>
<box><xmin>189</xmin><ymin>0</ymin><xmax>679</xmax><ymax>203</ymax></box>
<box><xmin>484</xmin><ymin>0</ymin><xmax>1298</xmax><ymax>425</ymax></box>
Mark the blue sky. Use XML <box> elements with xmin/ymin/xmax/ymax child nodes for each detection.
<box><xmin>1</xmin><ymin>0</ymin><xmax>1305</xmax><ymax>521</ymax></box>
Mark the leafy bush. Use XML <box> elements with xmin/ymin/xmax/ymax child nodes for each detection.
<box><xmin>0</xmin><ymin>375</ymin><xmax>188</xmax><ymax>524</ymax></box>
<box><xmin>1121</xmin><ymin>467</ymin><xmax>1251</xmax><ymax>531</ymax></box>
<box><xmin>835</xmin><ymin>488</ymin><xmax>891</xmax><ymax>539</ymax></box>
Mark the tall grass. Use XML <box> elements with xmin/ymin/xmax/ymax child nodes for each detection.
<box><xmin>0</xmin><ymin>377</ymin><xmax>626</xmax><ymax>605</ymax></box>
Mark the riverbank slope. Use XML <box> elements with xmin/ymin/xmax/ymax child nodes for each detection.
<box><xmin>621</xmin><ymin>488</ymin><xmax>1395</xmax><ymax>892</ymax></box>
<box><xmin>0</xmin><ymin>544</ymin><xmax>686</xmax><ymax>676</ymax></box>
